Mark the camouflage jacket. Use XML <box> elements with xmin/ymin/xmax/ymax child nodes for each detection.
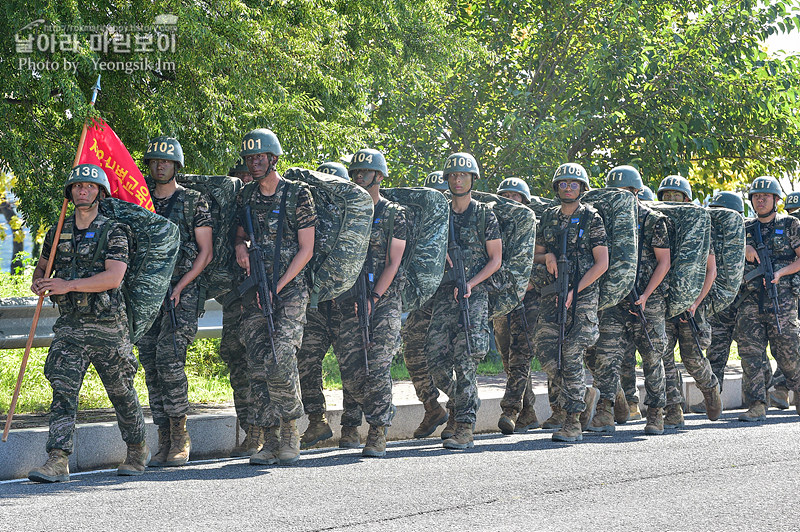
<box><xmin>443</xmin><ymin>199</ymin><xmax>501</xmax><ymax>292</ymax></box>
<box><xmin>43</xmin><ymin>212</ymin><xmax>130</xmax><ymax>322</ymax></box>
<box><xmin>744</xmin><ymin>214</ymin><xmax>800</xmax><ymax>292</ymax></box>
<box><xmin>237</xmin><ymin>177</ymin><xmax>317</xmax><ymax>295</ymax></box>
<box><xmin>368</xmin><ymin>198</ymin><xmax>407</xmax><ymax>296</ymax></box>
<box><xmin>150</xmin><ymin>184</ymin><xmax>212</xmax><ymax>282</ymax></box>
<box><xmin>635</xmin><ymin>202</ymin><xmax>671</xmax><ymax>297</ymax></box>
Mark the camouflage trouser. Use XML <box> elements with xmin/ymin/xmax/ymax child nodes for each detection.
<box><xmin>240</xmin><ymin>285</ymin><xmax>308</xmax><ymax>427</ymax></box>
<box><xmin>734</xmin><ymin>288</ymin><xmax>800</xmax><ymax>404</ymax></box>
<box><xmin>136</xmin><ymin>281</ymin><xmax>200</xmax><ymax>427</ymax></box>
<box><xmin>46</xmin><ymin>316</ymin><xmax>145</xmax><ymax>454</ymax></box>
<box><xmin>334</xmin><ymin>291</ymin><xmax>402</xmax><ymax>427</ymax></box>
<box><xmin>401</xmin><ymin>299</ymin><xmax>440</xmax><ymax>405</ymax></box>
<box><xmin>619</xmin><ymin>341</ymin><xmax>639</xmax><ymax>403</ymax></box>
<box><xmin>219</xmin><ymin>293</ymin><xmax>253</xmax><ymax>429</ymax></box>
<box><xmin>707</xmin><ymin>305</ymin><xmax>737</xmax><ymax>391</ymax></box>
<box><xmin>296</xmin><ymin>303</ymin><xmax>363</xmax><ymax>424</ymax></box>
<box><xmin>663</xmin><ymin>305</ymin><xmax>717</xmax><ymax>406</ymax></box>
<box><xmin>533</xmin><ymin>298</ymin><xmax>600</xmax><ymax>414</ymax></box>
<box><xmin>493</xmin><ymin>290</ymin><xmax>539</xmax><ymax>415</ymax></box>
<box><xmin>590</xmin><ymin>296</ymin><xmax>667</xmax><ymax>408</ymax></box>
<box><xmin>425</xmin><ymin>285</ymin><xmax>490</xmax><ymax>424</ymax></box>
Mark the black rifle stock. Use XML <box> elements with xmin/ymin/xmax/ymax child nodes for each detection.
<box><xmin>680</xmin><ymin>311</ymin><xmax>704</xmax><ymax>354</ymax></box>
<box><xmin>355</xmin><ymin>268</ymin><xmax>373</xmax><ymax>376</ymax></box>
<box><xmin>744</xmin><ymin>238</ymin><xmax>783</xmax><ymax>334</ymax></box>
<box><xmin>237</xmin><ymin>205</ymin><xmax>279</xmax><ymax>364</ymax></box>
<box><xmin>541</xmin><ymin>227</ymin><xmax>570</xmax><ymax>371</ymax></box>
<box><xmin>448</xmin><ymin>218</ymin><xmax>472</xmax><ymax>358</ymax></box>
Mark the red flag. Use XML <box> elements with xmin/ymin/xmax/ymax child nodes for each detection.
<box><xmin>78</xmin><ymin>118</ymin><xmax>154</xmax><ymax>212</ymax></box>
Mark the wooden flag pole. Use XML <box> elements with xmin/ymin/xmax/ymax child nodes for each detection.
<box><xmin>2</xmin><ymin>75</ymin><xmax>101</xmax><ymax>442</ymax></box>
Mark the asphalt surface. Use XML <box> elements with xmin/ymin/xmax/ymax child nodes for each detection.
<box><xmin>2</xmin><ymin>409</ymin><xmax>798</xmax><ymax>532</ymax></box>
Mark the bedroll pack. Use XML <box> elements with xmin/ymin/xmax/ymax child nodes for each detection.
<box><xmin>580</xmin><ymin>189</ymin><xmax>638</xmax><ymax>311</ymax></box>
<box><xmin>706</xmin><ymin>208</ymin><xmax>745</xmax><ymax>316</ymax></box>
<box><xmin>470</xmin><ymin>191</ymin><xmax>537</xmax><ymax>319</ymax></box>
<box><xmin>380</xmin><ymin>187</ymin><xmax>448</xmax><ymax>312</ymax></box>
<box><xmin>178</xmin><ymin>174</ymin><xmax>243</xmax><ymax>301</ymax></box>
<box><xmin>98</xmin><ymin>198</ymin><xmax>180</xmax><ymax>343</ymax></box>
<box><xmin>283</xmin><ymin>167</ymin><xmax>373</xmax><ymax>305</ymax></box>
<box><xmin>649</xmin><ymin>202</ymin><xmax>711</xmax><ymax>319</ymax></box>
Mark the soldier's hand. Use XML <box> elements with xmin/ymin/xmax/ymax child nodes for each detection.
<box><xmin>745</xmin><ymin>245</ymin><xmax>759</xmax><ymax>263</ymax></box>
<box><xmin>236</xmin><ymin>244</ymin><xmax>251</xmax><ymax>275</ymax></box>
<box><xmin>564</xmin><ymin>290</ymin><xmax>573</xmax><ymax>310</ymax></box>
<box><xmin>634</xmin><ymin>294</ymin><xmax>648</xmax><ymax>312</ymax></box>
<box><xmin>37</xmin><ymin>278</ymin><xmax>69</xmax><ymax>295</ymax></box>
<box><xmin>170</xmin><ymin>287</ymin><xmax>182</xmax><ymax>307</ymax></box>
<box><xmin>445</xmin><ymin>252</ymin><xmax>453</xmax><ymax>268</ymax></box>
<box><xmin>545</xmin><ymin>253</ymin><xmax>558</xmax><ymax>276</ymax></box>
<box><xmin>687</xmin><ymin>303</ymin><xmax>698</xmax><ymax>316</ymax></box>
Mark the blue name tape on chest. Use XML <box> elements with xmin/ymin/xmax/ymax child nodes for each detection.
<box><xmin>776</xmin><ymin>229</ymin><xmax>784</xmax><ymax>234</ymax></box>
<box><xmin>571</xmin><ymin>217</ymin><xmax>580</xmax><ymax>224</ymax></box>
<box><xmin>85</xmin><ymin>232</ymin><xmax>95</xmax><ymax>238</ymax></box>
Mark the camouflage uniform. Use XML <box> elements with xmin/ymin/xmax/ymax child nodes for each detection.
<box><xmin>663</xmin><ymin>302</ymin><xmax>718</xmax><ymax>406</ymax></box>
<box><xmin>400</xmin><ymin>298</ymin><xmax>440</xmax><ymax>405</ymax></box>
<box><xmin>237</xmin><ymin>177</ymin><xmax>316</xmax><ymax>427</ymax></box>
<box><xmin>217</xmin><ymin>285</ymin><xmax>253</xmax><ymax>430</ymax></box>
<box><xmin>734</xmin><ymin>215</ymin><xmax>800</xmax><ymax>404</ymax></box>
<box><xmin>533</xmin><ymin>203</ymin><xmax>606</xmax><ymax>414</ymax></box>
<box><xmin>425</xmin><ymin>199</ymin><xmax>501</xmax><ymax>424</ymax></box>
<box><xmin>333</xmin><ymin>198</ymin><xmax>407</xmax><ymax>427</ymax></box>
<box><xmin>707</xmin><ymin>303</ymin><xmax>737</xmax><ymax>391</ymax></box>
<box><xmin>137</xmin><ymin>186</ymin><xmax>212</xmax><ymax>427</ymax></box>
<box><xmin>618</xmin><ymin>341</ymin><xmax>639</xmax><ymax>404</ymax></box>
<box><xmin>494</xmin><ymin>289</ymin><xmax>539</xmax><ymax>415</ymax></box>
<box><xmin>42</xmin><ymin>214</ymin><xmax>145</xmax><ymax>453</ymax></box>
<box><xmin>296</xmin><ymin>303</ymin><xmax>363</xmax><ymax>425</ymax></box>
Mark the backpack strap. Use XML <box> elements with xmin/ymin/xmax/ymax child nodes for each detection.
<box><xmin>272</xmin><ymin>182</ymin><xmax>290</xmax><ymax>294</ymax></box>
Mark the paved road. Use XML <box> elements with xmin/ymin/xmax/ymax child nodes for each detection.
<box><xmin>2</xmin><ymin>409</ymin><xmax>799</xmax><ymax>532</ymax></box>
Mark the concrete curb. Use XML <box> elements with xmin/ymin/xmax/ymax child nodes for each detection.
<box><xmin>0</xmin><ymin>364</ymin><xmax>768</xmax><ymax>481</ymax></box>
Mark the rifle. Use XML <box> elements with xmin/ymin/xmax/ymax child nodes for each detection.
<box><xmin>743</xmin><ymin>224</ymin><xmax>782</xmax><ymax>334</ymax></box>
<box><xmin>448</xmin><ymin>216</ymin><xmax>472</xmax><ymax>357</ymax></box>
<box><xmin>237</xmin><ymin>205</ymin><xmax>278</xmax><ymax>364</ymax></box>
<box><xmin>516</xmin><ymin>300</ymin><xmax>535</xmax><ymax>359</ymax></box>
<box><xmin>628</xmin><ymin>286</ymin><xmax>654</xmax><ymax>350</ymax></box>
<box><xmin>165</xmin><ymin>286</ymin><xmax>180</xmax><ymax>358</ymax></box>
<box><xmin>354</xmin><ymin>266</ymin><xmax>374</xmax><ymax>376</ymax></box>
<box><xmin>679</xmin><ymin>311</ymin><xmax>704</xmax><ymax>354</ymax></box>
<box><xmin>541</xmin><ymin>227</ymin><xmax>571</xmax><ymax>371</ymax></box>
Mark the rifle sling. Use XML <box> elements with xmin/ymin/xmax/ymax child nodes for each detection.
<box><xmin>272</xmin><ymin>183</ymin><xmax>290</xmax><ymax>298</ymax></box>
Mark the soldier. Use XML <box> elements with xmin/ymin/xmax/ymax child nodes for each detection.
<box><xmin>220</xmin><ymin>160</ymin><xmax>258</xmax><ymax>457</ymax></box>
<box><xmin>735</xmin><ymin>176</ymin><xmax>800</xmax><ymax>422</ymax></box>
<box><xmin>767</xmin><ymin>191</ymin><xmax>800</xmax><ymax>409</ymax></box>
<box><xmin>533</xmin><ymin>163</ymin><xmax>609</xmax><ymax>442</ymax></box>
<box><xmin>586</xmin><ymin>166</ymin><xmax>669</xmax><ymax>435</ymax></box>
<box><xmin>235</xmin><ymin>128</ymin><xmax>316</xmax><ymax>465</ymax></box>
<box><xmin>656</xmin><ymin>175</ymin><xmax>722</xmax><ymax>427</ymax></box>
<box><xmin>690</xmin><ymin>192</ymin><xmax>744</xmax><ymax>414</ymax></box>
<box><xmin>403</xmin><ymin>170</ymin><xmax>449</xmax><ymax>440</ymax></box>
<box><xmin>425</xmin><ymin>152</ymin><xmax>502</xmax><ymax>449</ymax></box>
<box><xmin>493</xmin><ymin>178</ymin><xmax>540</xmax><ymax>434</ymax></box>
<box><xmin>137</xmin><ymin>136</ymin><xmax>213</xmax><ymax>467</ymax></box>
<box><xmin>296</xmin><ymin>161</ymin><xmax>363</xmax><ymax>451</ymax></box>
<box><xmin>330</xmin><ymin>149</ymin><xmax>407</xmax><ymax>457</ymax></box>
<box><xmin>28</xmin><ymin>164</ymin><xmax>149</xmax><ymax>482</ymax></box>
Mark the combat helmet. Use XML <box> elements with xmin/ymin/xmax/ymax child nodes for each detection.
<box><xmin>317</xmin><ymin>161</ymin><xmax>349</xmax><ymax>180</ymax></box>
<box><xmin>785</xmin><ymin>191</ymin><xmax>800</xmax><ymax>212</ymax></box>
<box><xmin>606</xmin><ymin>165</ymin><xmax>643</xmax><ymax>191</ymax></box>
<box><xmin>144</xmin><ymin>136</ymin><xmax>184</xmax><ymax>169</ymax></box>
<box><xmin>496</xmin><ymin>177</ymin><xmax>531</xmax><ymax>204</ymax></box>
<box><xmin>228</xmin><ymin>158</ymin><xmax>249</xmax><ymax>177</ymax></box>
<box><xmin>657</xmin><ymin>175</ymin><xmax>692</xmax><ymax>201</ymax></box>
<box><xmin>552</xmin><ymin>163</ymin><xmax>590</xmax><ymax>203</ymax></box>
<box><xmin>748</xmin><ymin>176</ymin><xmax>783</xmax><ymax>199</ymax></box>
<box><xmin>708</xmin><ymin>191</ymin><xmax>744</xmax><ymax>214</ymax></box>
<box><xmin>64</xmin><ymin>164</ymin><xmax>111</xmax><ymax>204</ymax></box>
<box><xmin>240</xmin><ymin>129</ymin><xmax>283</xmax><ymax>158</ymax></box>
<box><xmin>423</xmin><ymin>170</ymin><xmax>448</xmax><ymax>191</ymax></box>
<box><xmin>638</xmin><ymin>187</ymin><xmax>655</xmax><ymax>202</ymax></box>
<box><xmin>443</xmin><ymin>152</ymin><xmax>480</xmax><ymax>197</ymax></box>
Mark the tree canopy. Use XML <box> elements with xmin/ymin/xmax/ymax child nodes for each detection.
<box><xmin>1</xmin><ymin>0</ymin><xmax>798</xmax><ymax>230</ymax></box>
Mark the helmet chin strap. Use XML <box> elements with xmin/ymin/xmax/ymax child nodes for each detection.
<box><xmin>449</xmin><ymin>175</ymin><xmax>473</xmax><ymax>197</ymax></box>
<box><xmin>756</xmin><ymin>196</ymin><xmax>778</xmax><ymax>218</ymax></box>
<box><xmin>153</xmin><ymin>174</ymin><xmax>176</xmax><ymax>185</ymax></box>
